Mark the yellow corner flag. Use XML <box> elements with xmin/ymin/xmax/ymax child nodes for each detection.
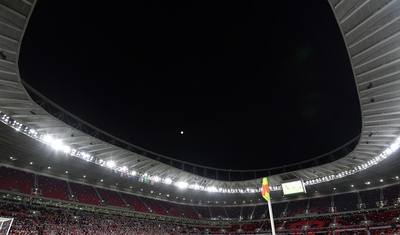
<box><xmin>261</xmin><ymin>177</ymin><xmax>270</xmax><ymax>201</ymax></box>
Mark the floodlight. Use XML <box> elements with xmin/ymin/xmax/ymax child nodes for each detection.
<box><xmin>62</xmin><ymin>145</ymin><xmax>71</xmax><ymax>154</ymax></box>
<box><xmin>51</xmin><ymin>139</ymin><xmax>63</xmax><ymax>150</ymax></box>
<box><xmin>42</xmin><ymin>134</ymin><xmax>53</xmax><ymax>143</ymax></box>
<box><xmin>152</xmin><ymin>176</ymin><xmax>160</xmax><ymax>182</ymax></box>
<box><xmin>206</xmin><ymin>186</ymin><xmax>217</xmax><ymax>192</ymax></box>
<box><xmin>106</xmin><ymin>160</ymin><xmax>116</xmax><ymax>168</ymax></box>
<box><xmin>164</xmin><ymin>178</ymin><xmax>172</xmax><ymax>184</ymax></box>
<box><xmin>176</xmin><ymin>181</ymin><xmax>188</xmax><ymax>189</ymax></box>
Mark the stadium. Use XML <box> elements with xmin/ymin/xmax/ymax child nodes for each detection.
<box><xmin>0</xmin><ymin>0</ymin><xmax>400</xmax><ymax>234</ymax></box>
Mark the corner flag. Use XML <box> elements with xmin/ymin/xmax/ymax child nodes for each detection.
<box><xmin>261</xmin><ymin>177</ymin><xmax>276</xmax><ymax>235</ymax></box>
<box><xmin>262</xmin><ymin>177</ymin><xmax>270</xmax><ymax>201</ymax></box>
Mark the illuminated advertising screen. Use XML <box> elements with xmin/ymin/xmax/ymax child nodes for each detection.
<box><xmin>281</xmin><ymin>179</ymin><xmax>306</xmax><ymax>195</ymax></box>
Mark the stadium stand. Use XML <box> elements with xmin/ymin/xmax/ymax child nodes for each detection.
<box><xmin>285</xmin><ymin>199</ymin><xmax>308</xmax><ymax>217</ymax></box>
<box><xmin>0</xmin><ymin>166</ymin><xmax>400</xmax><ymax>235</ymax></box>
<box><xmin>157</xmin><ymin>200</ymin><xmax>184</xmax><ymax>217</ymax></box>
<box><xmin>173</xmin><ymin>203</ymin><xmax>200</xmax><ymax>219</ymax></box>
<box><xmin>241</xmin><ymin>206</ymin><xmax>255</xmax><ymax>220</ymax></box>
<box><xmin>334</xmin><ymin>192</ymin><xmax>359</xmax><ymax>212</ymax></box>
<box><xmin>271</xmin><ymin>201</ymin><xmax>287</xmax><ymax>218</ymax></box>
<box><xmin>224</xmin><ymin>206</ymin><xmax>241</xmax><ymax>220</ymax></box>
<box><xmin>309</xmin><ymin>196</ymin><xmax>331</xmax><ymax>214</ymax></box>
<box><xmin>69</xmin><ymin>182</ymin><xmax>101</xmax><ymax>206</ymax></box>
<box><xmin>383</xmin><ymin>184</ymin><xmax>400</xmax><ymax>206</ymax></box>
<box><xmin>95</xmin><ymin>187</ymin><xmax>126</xmax><ymax>208</ymax></box>
<box><xmin>0</xmin><ymin>167</ymin><xmax>400</xmax><ymax>234</ymax></box>
<box><xmin>37</xmin><ymin>175</ymin><xmax>70</xmax><ymax>202</ymax></box>
<box><xmin>209</xmin><ymin>206</ymin><xmax>227</xmax><ymax>219</ymax></box>
<box><xmin>192</xmin><ymin>205</ymin><xmax>211</xmax><ymax>219</ymax></box>
<box><xmin>119</xmin><ymin>192</ymin><xmax>149</xmax><ymax>213</ymax></box>
<box><xmin>359</xmin><ymin>188</ymin><xmax>381</xmax><ymax>209</ymax></box>
<box><xmin>0</xmin><ymin>166</ymin><xmax>34</xmax><ymax>195</ymax></box>
<box><xmin>139</xmin><ymin>196</ymin><xmax>169</xmax><ymax>216</ymax></box>
<box><xmin>252</xmin><ymin>204</ymin><xmax>268</xmax><ymax>220</ymax></box>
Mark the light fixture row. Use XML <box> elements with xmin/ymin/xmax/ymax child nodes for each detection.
<box><xmin>1</xmin><ymin>110</ymin><xmax>398</xmax><ymax>194</ymax></box>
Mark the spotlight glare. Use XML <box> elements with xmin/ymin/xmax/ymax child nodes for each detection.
<box><xmin>42</xmin><ymin>135</ymin><xmax>53</xmax><ymax>144</ymax></box>
<box><xmin>176</xmin><ymin>181</ymin><xmax>188</xmax><ymax>189</ymax></box>
<box><xmin>62</xmin><ymin>145</ymin><xmax>71</xmax><ymax>153</ymax></box>
<box><xmin>164</xmin><ymin>178</ymin><xmax>172</xmax><ymax>184</ymax></box>
<box><xmin>106</xmin><ymin>161</ymin><xmax>116</xmax><ymax>168</ymax></box>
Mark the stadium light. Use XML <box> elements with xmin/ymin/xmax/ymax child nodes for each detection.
<box><xmin>62</xmin><ymin>145</ymin><xmax>71</xmax><ymax>154</ymax></box>
<box><xmin>152</xmin><ymin>176</ymin><xmax>160</xmax><ymax>182</ymax></box>
<box><xmin>42</xmin><ymin>134</ymin><xmax>53</xmax><ymax>144</ymax></box>
<box><xmin>2</xmin><ymin>108</ymin><xmax>400</xmax><ymax>194</ymax></box>
<box><xmin>164</xmin><ymin>178</ymin><xmax>172</xmax><ymax>184</ymax></box>
<box><xmin>50</xmin><ymin>139</ymin><xmax>64</xmax><ymax>150</ymax></box>
<box><xmin>176</xmin><ymin>181</ymin><xmax>188</xmax><ymax>189</ymax></box>
<box><xmin>206</xmin><ymin>186</ymin><xmax>217</xmax><ymax>192</ymax></box>
<box><xmin>106</xmin><ymin>161</ymin><xmax>116</xmax><ymax>168</ymax></box>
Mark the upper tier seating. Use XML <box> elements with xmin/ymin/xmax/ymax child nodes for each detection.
<box><xmin>37</xmin><ymin>175</ymin><xmax>70</xmax><ymax>201</ymax></box>
<box><xmin>309</xmin><ymin>196</ymin><xmax>331</xmax><ymax>214</ymax></box>
<box><xmin>286</xmin><ymin>199</ymin><xmax>307</xmax><ymax>217</ymax></box>
<box><xmin>0</xmin><ymin>166</ymin><xmax>34</xmax><ymax>195</ymax></box>
<box><xmin>359</xmin><ymin>188</ymin><xmax>380</xmax><ymax>209</ymax></box>
<box><xmin>96</xmin><ymin>187</ymin><xmax>126</xmax><ymax>208</ymax></box>
<box><xmin>334</xmin><ymin>192</ymin><xmax>358</xmax><ymax>212</ymax></box>
<box><xmin>140</xmin><ymin>196</ymin><xmax>169</xmax><ymax>215</ymax></box>
<box><xmin>69</xmin><ymin>182</ymin><xmax>100</xmax><ymax>206</ymax></box>
<box><xmin>119</xmin><ymin>192</ymin><xmax>148</xmax><ymax>213</ymax></box>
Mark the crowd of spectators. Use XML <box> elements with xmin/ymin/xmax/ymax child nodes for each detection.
<box><xmin>1</xmin><ymin>166</ymin><xmax>400</xmax><ymax>234</ymax></box>
<box><xmin>1</xmin><ymin>201</ymin><xmax>189</xmax><ymax>234</ymax></box>
<box><xmin>0</xmin><ymin>200</ymin><xmax>399</xmax><ymax>234</ymax></box>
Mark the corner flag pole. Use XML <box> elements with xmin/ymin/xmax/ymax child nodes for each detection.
<box><xmin>267</xmin><ymin>196</ymin><xmax>276</xmax><ymax>235</ymax></box>
<box><xmin>262</xmin><ymin>177</ymin><xmax>276</xmax><ymax>235</ymax></box>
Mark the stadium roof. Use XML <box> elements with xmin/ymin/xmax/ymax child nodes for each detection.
<box><xmin>0</xmin><ymin>0</ymin><xmax>400</xmax><ymax>204</ymax></box>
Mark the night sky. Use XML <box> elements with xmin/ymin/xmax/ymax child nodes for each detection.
<box><xmin>18</xmin><ymin>1</ymin><xmax>361</xmax><ymax>170</ymax></box>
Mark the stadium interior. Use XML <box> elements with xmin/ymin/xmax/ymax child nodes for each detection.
<box><xmin>1</xmin><ymin>0</ymin><xmax>400</xmax><ymax>234</ymax></box>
